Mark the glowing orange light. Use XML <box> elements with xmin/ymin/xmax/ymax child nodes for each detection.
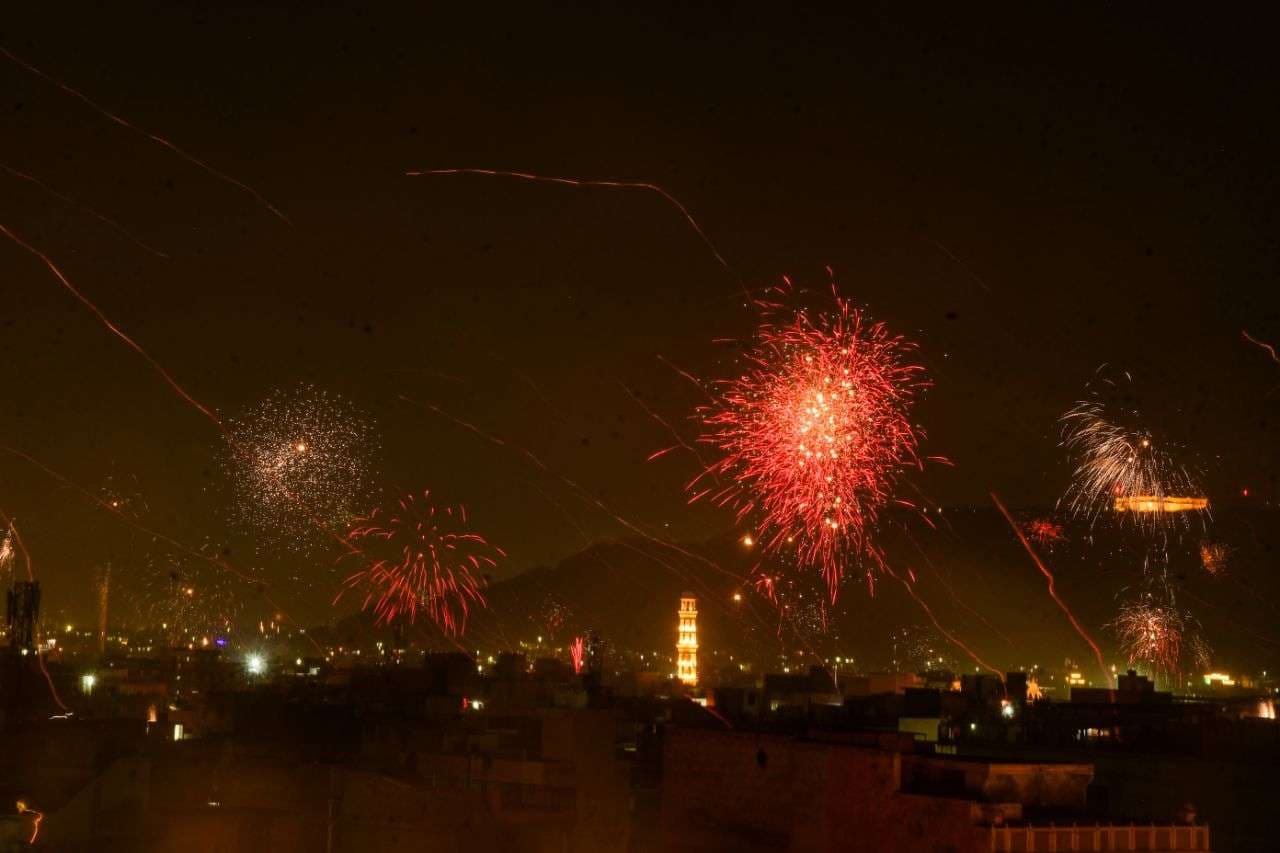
<box><xmin>16</xmin><ymin>801</ymin><xmax>43</xmax><ymax>844</ymax></box>
<box><xmin>1113</xmin><ymin>495</ymin><xmax>1208</xmax><ymax>513</ymax></box>
<box><xmin>677</xmin><ymin>594</ymin><xmax>698</xmax><ymax>686</ymax></box>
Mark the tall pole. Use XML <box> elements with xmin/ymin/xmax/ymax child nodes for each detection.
<box><xmin>95</xmin><ymin>563</ymin><xmax>110</xmax><ymax>657</ymax></box>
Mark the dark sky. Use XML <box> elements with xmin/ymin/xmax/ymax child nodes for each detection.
<box><xmin>3</xmin><ymin>4</ymin><xmax>1279</xmax><ymax>628</ymax></box>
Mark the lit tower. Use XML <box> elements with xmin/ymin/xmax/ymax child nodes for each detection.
<box><xmin>676</xmin><ymin>593</ymin><xmax>698</xmax><ymax>686</ymax></box>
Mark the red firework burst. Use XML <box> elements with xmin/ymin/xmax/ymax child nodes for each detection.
<box><xmin>1022</xmin><ymin>517</ymin><xmax>1066</xmax><ymax>548</ymax></box>
<box><xmin>337</xmin><ymin>491</ymin><xmax>502</xmax><ymax>636</ymax></box>
<box><xmin>570</xmin><ymin>636</ymin><xmax>586</xmax><ymax>675</ymax></box>
<box><xmin>694</xmin><ymin>280</ymin><xmax>926</xmax><ymax>596</ymax></box>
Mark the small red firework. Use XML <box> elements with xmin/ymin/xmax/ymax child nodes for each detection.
<box><xmin>1199</xmin><ymin>541</ymin><xmax>1229</xmax><ymax>576</ymax></box>
<box><xmin>570</xmin><ymin>636</ymin><xmax>586</xmax><ymax>675</ymax></box>
<box><xmin>1022</xmin><ymin>517</ymin><xmax>1066</xmax><ymax>548</ymax></box>
<box><xmin>694</xmin><ymin>280</ymin><xmax>926</xmax><ymax>597</ymax></box>
<box><xmin>337</xmin><ymin>491</ymin><xmax>502</xmax><ymax>636</ymax></box>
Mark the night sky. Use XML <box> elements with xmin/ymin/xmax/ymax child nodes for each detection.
<box><xmin>3</xmin><ymin>5</ymin><xmax>1279</xmax><ymax>631</ymax></box>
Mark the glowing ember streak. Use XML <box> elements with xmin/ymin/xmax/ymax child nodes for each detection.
<box><xmin>885</xmin><ymin>565</ymin><xmax>1004</xmax><ymax>681</ymax></box>
<box><xmin>0</xmin><ymin>228</ymin><xmax>358</xmax><ymax>559</ymax></box>
<box><xmin>1112</xmin><ymin>592</ymin><xmax>1210</xmax><ymax>685</ymax></box>
<box><xmin>400</xmin><ymin>395</ymin><xmax>741</xmax><ymax>583</ymax></box>
<box><xmin>1243</xmin><ymin>330</ymin><xmax>1280</xmax><ymax>365</ymax></box>
<box><xmin>2</xmin><ymin>48</ymin><xmax>289</xmax><ymax>224</ymax></box>
<box><xmin>223</xmin><ymin>386</ymin><xmax>377</xmax><ymax>552</ymax></box>
<box><xmin>16</xmin><ymin>801</ymin><xmax>43</xmax><ymax>844</ymax></box>
<box><xmin>337</xmin><ymin>491</ymin><xmax>502</xmax><ymax>636</ymax></box>
<box><xmin>1059</xmin><ymin>376</ymin><xmax>1205</xmax><ymax>532</ymax></box>
<box><xmin>992</xmin><ymin>492</ymin><xmax>1109</xmax><ymax>687</ymax></box>
<box><xmin>1</xmin><ymin>160</ymin><xmax>168</xmax><ymax>257</ymax></box>
<box><xmin>693</xmin><ymin>280</ymin><xmax>926</xmax><ymax>597</ymax></box>
<box><xmin>406</xmin><ymin>167</ymin><xmax>729</xmax><ymax>271</ymax></box>
<box><xmin>570</xmin><ymin>636</ymin><xmax>586</xmax><ymax>675</ymax></box>
<box><xmin>620</xmin><ymin>380</ymin><xmax>712</xmax><ymax>470</ymax></box>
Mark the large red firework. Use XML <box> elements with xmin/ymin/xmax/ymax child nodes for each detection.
<box><xmin>1112</xmin><ymin>592</ymin><xmax>1210</xmax><ymax>686</ymax></box>
<box><xmin>694</xmin><ymin>281</ymin><xmax>926</xmax><ymax>597</ymax></box>
<box><xmin>337</xmin><ymin>491</ymin><xmax>502</xmax><ymax>636</ymax></box>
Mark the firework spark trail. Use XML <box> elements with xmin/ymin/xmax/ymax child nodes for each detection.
<box><xmin>992</xmin><ymin>491</ymin><xmax>1110</xmax><ymax>686</ymax></box>
<box><xmin>693</xmin><ymin>280</ymin><xmax>927</xmax><ymax>598</ymax></box>
<box><xmin>398</xmin><ymin>395</ymin><xmax>743</xmax><ymax>583</ymax></box>
<box><xmin>931</xmin><ymin>240</ymin><xmax>993</xmax><ymax>294</ymax></box>
<box><xmin>2</xmin><ymin>161</ymin><xmax>169</xmax><ymax>258</ymax></box>
<box><xmin>400</xmin><ymin>396</ymin><xmax>796</xmax><ymax>664</ymax></box>
<box><xmin>1180</xmin><ymin>587</ymin><xmax>1280</xmax><ymax>648</ymax></box>
<box><xmin>2</xmin><ymin>48</ymin><xmax>290</xmax><ymax>224</ymax></box>
<box><xmin>570</xmin><ymin>636</ymin><xmax>585</xmax><ymax>674</ymax></box>
<box><xmin>406</xmin><ymin>167</ymin><xmax>730</xmax><ymax>273</ymax></box>
<box><xmin>0</xmin><ymin>509</ymin><xmax>70</xmax><ymax>713</ymax></box>
<box><xmin>882</xmin><ymin>563</ymin><xmax>1004</xmax><ymax>682</ymax></box>
<box><xmin>0</xmin><ymin>444</ymin><xmax>324</xmax><ymax>652</ymax></box>
<box><xmin>700</xmin><ymin>703</ymin><xmax>736</xmax><ymax>730</ymax></box>
<box><xmin>1</xmin><ymin>226</ymin><xmax>360</xmax><ymax>558</ymax></box>
<box><xmin>525</xmin><ymin>479</ymin><xmax>773</xmax><ymax>662</ymax></box>
<box><xmin>656</xmin><ymin>354</ymin><xmax>716</xmax><ymax>402</ymax></box>
<box><xmin>1243</xmin><ymin>330</ymin><xmax>1280</xmax><ymax>365</ymax></box>
<box><xmin>618</xmin><ymin>381</ymin><xmax>713</xmax><ymax>470</ymax></box>
<box><xmin>2</xmin><ymin>223</ymin><xmax>220</xmax><ymax>422</ymax></box>
<box><xmin>918</xmin><ymin>556</ymin><xmax>1015</xmax><ymax>648</ymax></box>
<box><xmin>523</xmin><ymin>481</ymin><xmax>697</xmax><ymax>619</ymax></box>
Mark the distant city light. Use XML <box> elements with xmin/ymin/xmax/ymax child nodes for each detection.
<box><xmin>80</xmin><ymin>673</ymin><xmax>96</xmax><ymax>694</ymax></box>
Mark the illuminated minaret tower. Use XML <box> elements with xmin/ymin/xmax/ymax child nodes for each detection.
<box><xmin>676</xmin><ymin>593</ymin><xmax>698</xmax><ymax>686</ymax></box>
